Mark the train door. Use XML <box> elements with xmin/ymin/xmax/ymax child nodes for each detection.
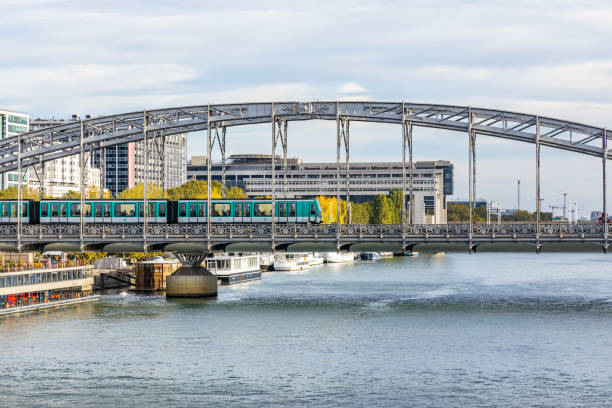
<box><xmin>197</xmin><ymin>202</ymin><xmax>206</xmax><ymax>223</ymax></box>
<box><xmin>233</xmin><ymin>202</ymin><xmax>243</xmax><ymax>223</ymax></box>
<box><xmin>288</xmin><ymin>202</ymin><xmax>297</xmax><ymax>223</ymax></box>
<box><xmin>39</xmin><ymin>202</ymin><xmax>50</xmax><ymax>223</ymax></box>
<box><xmin>244</xmin><ymin>202</ymin><xmax>252</xmax><ymax>223</ymax></box>
<box><xmin>278</xmin><ymin>202</ymin><xmax>287</xmax><ymax>223</ymax></box>
<box><xmin>177</xmin><ymin>201</ymin><xmax>187</xmax><ymax>223</ymax></box>
<box><xmin>0</xmin><ymin>202</ymin><xmax>11</xmax><ymax>223</ymax></box>
<box><xmin>157</xmin><ymin>202</ymin><xmax>167</xmax><ymax>223</ymax></box>
<box><xmin>59</xmin><ymin>202</ymin><xmax>69</xmax><ymax>223</ymax></box>
<box><xmin>212</xmin><ymin>202</ymin><xmax>231</xmax><ymax>223</ymax></box>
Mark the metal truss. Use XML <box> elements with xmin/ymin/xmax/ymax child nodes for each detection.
<box><xmin>0</xmin><ymin>101</ymin><xmax>609</xmax><ymax>174</ymax></box>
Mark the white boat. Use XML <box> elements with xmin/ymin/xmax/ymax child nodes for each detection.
<box><xmin>379</xmin><ymin>252</ymin><xmax>394</xmax><ymax>258</ymax></box>
<box><xmin>273</xmin><ymin>253</ymin><xmax>311</xmax><ymax>271</ymax></box>
<box><xmin>259</xmin><ymin>253</ymin><xmax>275</xmax><ymax>271</ymax></box>
<box><xmin>322</xmin><ymin>252</ymin><xmax>355</xmax><ymax>263</ymax></box>
<box><xmin>307</xmin><ymin>252</ymin><xmax>324</xmax><ymax>266</ymax></box>
<box><xmin>205</xmin><ymin>254</ymin><xmax>261</xmax><ymax>285</ymax></box>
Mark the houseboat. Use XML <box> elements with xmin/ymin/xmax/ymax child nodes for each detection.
<box><xmin>205</xmin><ymin>255</ymin><xmax>261</xmax><ymax>285</ymax></box>
<box><xmin>273</xmin><ymin>253</ymin><xmax>311</xmax><ymax>271</ymax></box>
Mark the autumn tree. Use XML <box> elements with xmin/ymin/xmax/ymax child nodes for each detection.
<box><xmin>0</xmin><ymin>186</ymin><xmax>40</xmax><ymax>200</ymax></box>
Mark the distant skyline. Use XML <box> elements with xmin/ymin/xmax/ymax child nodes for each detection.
<box><xmin>2</xmin><ymin>0</ymin><xmax>612</xmax><ymax>215</ymax></box>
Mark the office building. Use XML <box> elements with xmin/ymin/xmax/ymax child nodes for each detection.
<box><xmin>187</xmin><ymin>154</ymin><xmax>453</xmax><ymax>224</ymax></box>
<box><xmin>0</xmin><ymin>110</ymin><xmax>29</xmax><ymax>189</ymax></box>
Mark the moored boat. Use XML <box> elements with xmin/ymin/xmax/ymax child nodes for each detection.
<box><xmin>273</xmin><ymin>253</ymin><xmax>311</xmax><ymax>271</ymax></box>
<box><xmin>205</xmin><ymin>254</ymin><xmax>262</xmax><ymax>285</ymax></box>
<box><xmin>323</xmin><ymin>252</ymin><xmax>355</xmax><ymax>263</ymax></box>
<box><xmin>307</xmin><ymin>253</ymin><xmax>324</xmax><ymax>266</ymax></box>
<box><xmin>360</xmin><ymin>252</ymin><xmax>382</xmax><ymax>260</ymax></box>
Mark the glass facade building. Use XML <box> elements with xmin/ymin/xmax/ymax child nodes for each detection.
<box><xmin>0</xmin><ymin>110</ymin><xmax>29</xmax><ymax>189</ymax></box>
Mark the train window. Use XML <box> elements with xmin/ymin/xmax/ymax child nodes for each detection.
<box><xmin>10</xmin><ymin>205</ymin><xmax>17</xmax><ymax>217</ymax></box>
<box><xmin>190</xmin><ymin>203</ymin><xmax>197</xmax><ymax>217</ymax></box>
<box><xmin>159</xmin><ymin>203</ymin><xmax>166</xmax><ymax>217</ymax></box>
<box><xmin>116</xmin><ymin>203</ymin><xmax>136</xmax><ymax>217</ymax></box>
<box><xmin>84</xmin><ymin>204</ymin><xmax>92</xmax><ymax>217</ymax></box>
<box><xmin>179</xmin><ymin>203</ymin><xmax>186</xmax><ymax>217</ymax></box>
<box><xmin>199</xmin><ymin>203</ymin><xmax>205</xmax><ymax>217</ymax></box>
<box><xmin>71</xmin><ymin>203</ymin><xmax>81</xmax><ymax>216</ymax></box>
<box><xmin>60</xmin><ymin>204</ymin><xmax>67</xmax><ymax>217</ymax></box>
<box><xmin>139</xmin><ymin>205</ymin><xmax>143</xmax><ymax>217</ymax></box>
<box><xmin>245</xmin><ymin>203</ymin><xmax>250</xmax><ymax>217</ymax></box>
<box><xmin>254</xmin><ymin>203</ymin><xmax>272</xmax><ymax>217</ymax></box>
<box><xmin>22</xmin><ymin>203</ymin><xmax>28</xmax><ymax>217</ymax></box>
<box><xmin>41</xmin><ymin>204</ymin><xmax>48</xmax><ymax>217</ymax></box>
<box><xmin>95</xmin><ymin>204</ymin><xmax>103</xmax><ymax>217</ymax></box>
<box><xmin>289</xmin><ymin>203</ymin><xmax>296</xmax><ymax>217</ymax></box>
<box><xmin>310</xmin><ymin>203</ymin><xmax>316</xmax><ymax>216</ymax></box>
<box><xmin>279</xmin><ymin>203</ymin><xmax>287</xmax><ymax>217</ymax></box>
<box><xmin>213</xmin><ymin>203</ymin><xmax>231</xmax><ymax>217</ymax></box>
<box><xmin>2</xmin><ymin>204</ymin><xmax>8</xmax><ymax>217</ymax></box>
<box><xmin>104</xmin><ymin>203</ymin><xmax>111</xmax><ymax>217</ymax></box>
<box><xmin>51</xmin><ymin>203</ymin><xmax>58</xmax><ymax>217</ymax></box>
<box><xmin>149</xmin><ymin>203</ymin><xmax>155</xmax><ymax>217</ymax></box>
<box><xmin>235</xmin><ymin>204</ymin><xmax>242</xmax><ymax>217</ymax></box>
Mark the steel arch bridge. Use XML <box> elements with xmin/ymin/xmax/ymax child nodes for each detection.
<box><xmin>1</xmin><ymin>101</ymin><xmax>610</xmax><ymax>253</ymax></box>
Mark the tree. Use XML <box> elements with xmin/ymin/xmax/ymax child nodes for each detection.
<box><xmin>351</xmin><ymin>201</ymin><xmax>372</xmax><ymax>224</ymax></box>
<box><xmin>316</xmin><ymin>196</ymin><xmax>347</xmax><ymax>224</ymax></box>
<box><xmin>0</xmin><ymin>186</ymin><xmax>40</xmax><ymax>200</ymax></box>
<box><xmin>387</xmin><ymin>188</ymin><xmax>404</xmax><ymax>224</ymax></box>
<box><xmin>117</xmin><ymin>183</ymin><xmax>163</xmax><ymax>199</ymax></box>
<box><xmin>371</xmin><ymin>194</ymin><xmax>395</xmax><ymax>224</ymax></box>
<box><xmin>61</xmin><ymin>185</ymin><xmax>112</xmax><ymax>199</ymax></box>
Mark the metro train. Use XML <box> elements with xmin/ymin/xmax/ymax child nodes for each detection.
<box><xmin>0</xmin><ymin>198</ymin><xmax>323</xmax><ymax>224</ymax></box>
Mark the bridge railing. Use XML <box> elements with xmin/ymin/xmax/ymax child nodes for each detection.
<box><xmin>8</xmin><ymin>222</ymin><xmax>606</xmax><ymax>243</ymax></box>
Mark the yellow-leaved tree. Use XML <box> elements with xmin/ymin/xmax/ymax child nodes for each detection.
<box><xmin>0</xmin><ymin>186</ymin><xmax>40</xmax><ymax>200</ymax></box>
<box><xmin>316</xmin><ymin>196</ymin><xmax>348</xmax><ymax>224</ymax></box>
<box><xmin>116</xmin><ymin>183</ymin><xmax>163</xmax><ymax>199</ymax></box>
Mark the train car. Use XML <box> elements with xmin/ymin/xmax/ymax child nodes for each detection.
<box><xmin>176</xmin><ymin>199</ymin><xmax>322</xmax><ymax>223</ymax></box>
<box><xmin>38</xmin><ymin>199</ymin><xmax>169</xmax><ymax>224</ymax></box>
<box><xmin>0</xmin><ymin>198</ymin><xmax>322</xmax><ymax>224</ymax></box>
<box><xmin>0</xmin><ymin>200</ymin><xmax>38</xmax><ymax>224</ymax></box>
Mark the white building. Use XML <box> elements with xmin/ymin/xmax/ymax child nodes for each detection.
<box><xmin>27</xmin><ymin>155</ymin><xmax>101</xmax><ymax>198</ymax></box>
<box><xmin>0</xmin><ymin>110</ymin><xmax>29</xmax><ymax>189</ymax></box>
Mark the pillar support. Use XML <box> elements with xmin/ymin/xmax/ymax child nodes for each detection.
<box><xmin>271</xmin><ymin>104</ymin><xmax>277</xmax><ymax>251</ymax></box>
<box><xmin>79</xmin><ymin>120</ymin><xmax>85</xmax><ymax>251</ymax></box>
<box><xmin>535</xmin><ymin>116</ymin><xmax>542</xmax><ymax>253</ymax></box>
<box><xmin>603</xmin><ymin>128</ymin><xmax>608</xmax><ymax>252</ymax></box>
<box><xmin>99</xmin><ymin>143</ymin><xmax>105</xmax><ymax>199</ymax></box>
<box><xmin>340</xmin><ymin>118</ymin><xmax>350</xmax><ymax>223</ymax></box>
<box><xmin>468</xmin><ymin>108</ymin><xmax>474</xmax><ymax>251</ymax></box>
<box><xmin>143</xmin><ymin>112</ymin><xmax>149</xmax><ymax>252</ymax></box>
<box><xmin>17</xmin><ymin>132</ymin><xmax>22</xmax><ymax>253</ymax></box>
<box><xmin>401</xmin><ymin>103</ymin><xmax>407</xmax><ymax>247</ymax></box>
<box><xmin>213</xmin><ymin>123</ymin><xmax>227</xmax><ymax>197</ymax></box>
<box><xmin>206</xmin><ymin>105</ymin><xmax>212</xmax><ymax>251</ymax></box>
<box><xmin>336</xmin><ymin>102</ymin><xmax>341</xmax><ymax>251</ymax></box>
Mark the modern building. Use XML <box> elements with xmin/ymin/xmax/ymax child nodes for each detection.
<box><xmin>187</xmin><ymin>154</ymin><xmax>453</xmax><ymax>224</ymax></box>
<box><xmin>0</xmin><ymin>110</ymin><xmax>29</xmax><ymax>190</ymax></box>
<box><xmin>30</xmin><ymin>118</ymin><xmax>187</xmax><ymax>197</ymax></box>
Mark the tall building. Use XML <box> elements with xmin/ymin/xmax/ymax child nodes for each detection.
<box><xmin>187</xmin><ymin>154</ymin><xmax>453</xmax><ymax>224</ymax></box>
<box><xmin>30</xmin><ymin>118</ymin><xmax>187</xmax><ymax>197</ymax></box>
<box><xmin>0</xmin><ymin>110</ymin><xmax>29</xmax><ymax>189</ymax></box>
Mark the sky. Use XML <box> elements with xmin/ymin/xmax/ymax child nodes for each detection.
<box><xmin>2</xmin><ymin>0</ymin><xmax>612</xmax><ymax>216</ymax></box>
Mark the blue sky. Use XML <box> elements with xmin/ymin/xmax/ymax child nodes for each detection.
<box><xmin>2</xmin><ymin>0</ymin><xmax>612</xmax><ymax>215</ymax></box>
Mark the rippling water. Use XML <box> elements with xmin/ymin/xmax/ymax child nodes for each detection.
<box><xmin>2</xmin><ymin>252</ymin><xmax>612</xmax><ymax>407</ymax></box>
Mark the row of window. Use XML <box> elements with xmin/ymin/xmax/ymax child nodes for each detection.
<box><xmin>40</xmin><ymin>202</ymin><xmax>165</xmax><ymax>218</ymax></box>
<box><xmin>7</xmin><ymin>115</ymin><xmax>28</xmax><ymax>125</ymax></box>
<box><xmin>0</xmin><ymin>268</ymin><xmax>88</xmax><ymax>288</ymax></box>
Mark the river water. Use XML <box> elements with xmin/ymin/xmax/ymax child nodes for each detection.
<box><xmin>2</xmin><ymin>252</ymin><xmax>612</xmax><ymax>407</ymax></box>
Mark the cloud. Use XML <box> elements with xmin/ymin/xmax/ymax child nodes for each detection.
<box><xmin>338</xmin><ymin>82</ymin><xmax>366</xmax><ymax>94</ymax></box>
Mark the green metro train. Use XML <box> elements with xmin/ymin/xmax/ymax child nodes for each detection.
<box><xmin>0</xmin><ymin>199</ymin><xmax>323</xmax><ymax>224</ymax></box>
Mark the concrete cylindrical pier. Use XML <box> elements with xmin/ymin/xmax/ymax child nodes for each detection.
<box><xmin>166</xmin><ymin>254</ymin><xmax>217</xmax><ymax>298</ymax></box>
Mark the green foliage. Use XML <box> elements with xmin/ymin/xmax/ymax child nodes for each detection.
<box><xmin>0</xmin><ymin>186</ymin><xmax>40</xmax><ymax>200</ymax></box>
<box><xmin>449</xmin><ymin>203</ymin><xmax>553</xmax><ymax>222</ymax></box>
<box><xmin>351</xmin><ymin>201</ymin><xmax>372</xmax><ymax>224</ymax></box>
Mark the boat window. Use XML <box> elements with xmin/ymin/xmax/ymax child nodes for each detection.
<box><xmin>41</xmin><ymin>204</ymin><xmax>48</xmax><ymax>217</ymax></box>
<box><xmin>213</xmin><ymin>203</ymin><xmax>231</xmax><ymax>217</ymax></box>
<box><xmin>190</xmin><ymin>203</ymin><xmax>197</xmax><ymax>217</ymax></box>
<box><xmin>244</xmin><ymin>203</ymin><xmax>250</xmax><ymax>217</ymax></box>
<box><xmin>116</xmin><ymin>203</ymin><xmax>136</xmax><ymax>217</ymax></box>
<box><xmin>254</xmin><ymin>203</ymin><xmax>272</xmax><ymax>217</ymax></box>
<box><xmin>288</xmin><ymin>203</ymin><xmax>296</xmax><ymax>217</ymax></box>
<box><xmin>199</xmin><ymin>203</ymin><xmax>205</xmax><ymax>217</ymax></box>
<box><xmin>216</xmin><ymin>259</ymin><xmax>230</xmax><ymax>269</ymax></box>
<box><xmin>279</xmin><ymin>203</ymin><xmax>287</xmax><ymax>217</ymax></box>
<box><xmin>51</xmin><ymin>203</ymin><xmax>58</xmax><ymax>217</ymax></box>
<box><xmin>104</xmin><ymin>203</ymin><xmax>111</xmax><ymax>217</ymax></box>
<box><xmin>159</xmin><ymin>203</ymin><xmax>166</xmax><ymax>217</ymax></box>
<box><xmin>179</xmin><ymin>203</ymin><xmax>186</xmax><ymax>217</ymax></box>
<box><xmin>60</xmin><ymin>204</ymin><xmax>67</xmax><ymax>217</ymax></box>
<box><xmin>235</xmin><ymin>203</ymin><xmax>242</xmax><ymax>217</ymax></box>
<box><xmin>95</xmin><ymin>204</ymin><xmax>103</xmax><ymax>217</ymax></box>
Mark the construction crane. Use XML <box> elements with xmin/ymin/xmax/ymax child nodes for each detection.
<box><xmin>549</xmin><ymin>205</ymin><xmax>563</xmax><ymax>219</ymax></box>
